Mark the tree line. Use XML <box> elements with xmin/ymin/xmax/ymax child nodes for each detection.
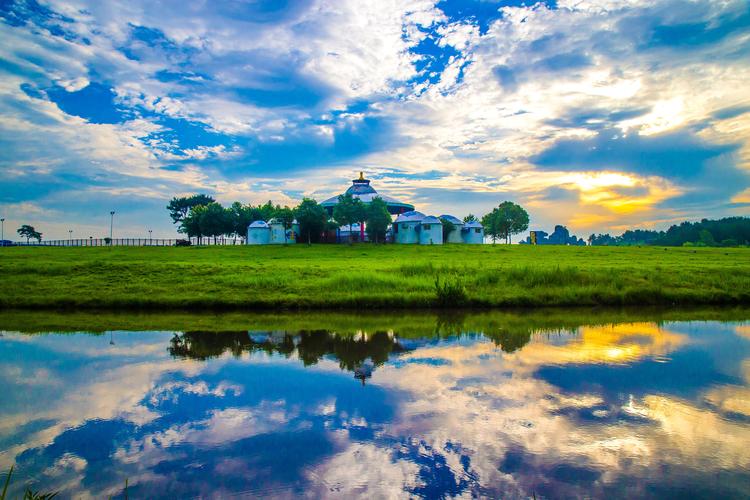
<box><xmin>167</xmin><ymin>194</ymin><xmax>530</xmax><ymax>244</ymax></box>
<box><xmin>588</xmin><ymin>217</ymin><xmax>750</xmax><ymax>247</ymax></box>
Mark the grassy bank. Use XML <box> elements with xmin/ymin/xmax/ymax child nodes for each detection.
<box><xmin>0</xmin><ymin>245</ymin><xmax>748</xmax><ymax>310</ymax></box>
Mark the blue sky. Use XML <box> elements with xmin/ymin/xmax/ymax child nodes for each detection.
<box><xmin>1</xmin><ymin>0</ymin><xmax>749</xmax><ymax>239</ymax></box>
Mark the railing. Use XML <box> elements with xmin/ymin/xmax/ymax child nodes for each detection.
<box><xmin>6</xmin><ymin>237</ymin><xmax>245</xmax><ymax>247</ymax></box>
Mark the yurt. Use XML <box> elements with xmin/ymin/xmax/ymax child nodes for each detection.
<box><xmin>439</xmin><ymin>214</ymin><xmax>464</xmax><ymax>243</ymax></box>
<box><xmin>268</xmin><ymin>218</ymin><xmax>287</xmax><ymax>244</ymax></box>
<box><xmin>462</xmin><ymin>220</ymin><xmax>484</xmax><ymax>244</ymax></box>
<box><xmin>247</xmin><ymin>220</ymin><xmax>270</xmax><ymax>245</ymax></box>
<box><xmin>419</xmin><ymin>216</ymin><xmax>443</xmax><ymax>245</ymax></box>
<box><xmin>393</xmin><ymin>211</ymin><xmax>425</xmax><ymax>244</ymax></box>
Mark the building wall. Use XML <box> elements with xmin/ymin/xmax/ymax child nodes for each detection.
<box><xmin>395</xmin><ymin>222</ymin><xmax>420</xmax><ymax>244</ymax></box>
<box><xmin>247</xmin><ymin>228</ymin><xmax>270</xmax><ymax>245</ymax></box>
<box><xmin>445</xmin><ymin>226</ymin><xmax>464</xmax><ymax>243</ymax></box>
<box><xmin>462</xmin><ymin>227</ymin><xmax>484</xmax><ymax>244</ymax></box>
<box><xmin>269</xmin><ymin>224</ymin><xmax>287</xmax><ymax>244</ymax></box>
<box><xmin>419</xmin><ymin>224</ymin><xmax>443</xmax><ymax>245</ymax></box>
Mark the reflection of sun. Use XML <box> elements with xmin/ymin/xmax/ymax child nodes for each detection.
<box><xmin>511</xmin><ymin>322</ymin><xmax>687</xmax><ymax>367</ymax></box>
<box><xmin>736</xmin><ymin>325</ymin><xmax>750</xmax><ymax>341</ymax></box>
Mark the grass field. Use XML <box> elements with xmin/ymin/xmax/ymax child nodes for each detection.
<box><xmin>0</xmin><ymin>244</ymin><xmax>748</xmax><ymax>310</ymax></box>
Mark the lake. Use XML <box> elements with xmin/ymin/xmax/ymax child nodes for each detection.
<box><xmin>1</xmin><ymin>309</ymin><xmax>749</xmax><ymax>498</ymax></box>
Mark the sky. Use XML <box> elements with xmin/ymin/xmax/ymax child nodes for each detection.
<box><xmin>0</xmin><ymin>0</ymin><xmax>749</xmax><ymax>240</ymax></box>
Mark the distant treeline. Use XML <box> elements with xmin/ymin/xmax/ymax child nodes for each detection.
<box><xmin>589</xmin><ymin>217</ymin><xmax>750</xmax><ymax>247</ymax></box>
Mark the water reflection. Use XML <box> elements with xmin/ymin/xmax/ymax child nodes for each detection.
<box><xmin>0</xmin><ymin>310</ymin><xmax>749</xmax><ymax>498</ymax></box>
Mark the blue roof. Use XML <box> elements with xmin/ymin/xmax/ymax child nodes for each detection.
<box><xmin>439</xmin><ymin>214</ymin><xmax>463</xmax><ymax>225</ymax></box>
<box><xmin>248</xmin><ymin>220</ymin><xmax>269</xmax><ymax>228</ymax></box>
<box><xmin>395</xmin><ymin>210</ymin><xmax>425</xmax><ymax>223</ymax></box>
<box><xmin>421</xmin><ymin>215</ymin><xmax>442</xmax><ymax>224</ymax></box>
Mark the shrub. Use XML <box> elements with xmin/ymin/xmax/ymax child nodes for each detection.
<box><xmin>434</xmin><ymin>275</ymin><xmax>468</xmax><ymax>307</ymax></box>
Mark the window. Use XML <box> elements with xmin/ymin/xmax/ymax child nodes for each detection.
<box><xmin>475</xmin><ymin>228</ymin><xmax>481</xmax><ymax>233</ymax></box>
<box><xmin>402</xmin><ymin>224</ymin><xmax>408</xmax><ymax>230</ymax></box>
<box><xmin>423</xmin><ymin>224</ymin><xmax>431</xmax><ymax>230</ymax></box>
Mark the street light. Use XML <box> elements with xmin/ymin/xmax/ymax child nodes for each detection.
<box><xmin>149</xmin><ymin>229</ymin><xmax>152</xmax><ymax>245</ymax></box>
<box><xmin>109</xmin><ymin>211</ymin><xmax>115</xmax><ymax>246</ymax></box>
<box><xmin>1</xmin><ymin>218</ymin><xmax>5</xmax><ymax>246</ymax></box>
<box><xmin>68</xmin><ymin>229</ymin><xmax>73</xmax><ymax>246</ymax></box>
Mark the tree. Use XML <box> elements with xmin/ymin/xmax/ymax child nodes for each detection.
<box><xmin>439</xmin><ymin>217</ymin><xmax>456</xmax><ymax>243</ymax></box>
<box><xmin>195</xmin><ymin>202</ymin><xmax>231</xmax><ymax>244</ymax></box>
<box><xmin>463</xmin><ymin>214</ymin><xmax>477</xmax><ymax>223</ymax></box>
<box><xmin>333</xmin><ymin>192</ymin><xmax>365</xmax><ymax>244</ymax></box>
<box><xmin>294</xmin><ymin>198</ymin><xmax>327</xmax><ymax>245</ymax></box>
<box><xmin>229</xmin><ymin>202</ymin><xmax>263</xmax><ymax>241</ymax></box>
<box><xmin>17</xmin><ymin>224</ymin><xmax>42</xmax><ymax>243</ymax></box>
<box><xmin>182</xmin><ymin>209</ymin><xmax>203</xmax><ymax>244</ymax></box>
<box><xmin>167</xmin><ymin>194</ymin><xmax>215</xmax><ymax>226</ymax></box>
<box><xmin>481</xmin><ymin>201</ymin><xmax>529</xmax><ymax>244</ymax></box>
<box><xmin>365</xmin><ymin>197</ymin><xmax>391</xmax><ymax>244</ymax></box>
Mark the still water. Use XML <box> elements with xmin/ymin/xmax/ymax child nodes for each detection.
<box><xmin>1</xmin><ymin>310</ymin><xmax>749</xmax><ymax>498</ymax></box>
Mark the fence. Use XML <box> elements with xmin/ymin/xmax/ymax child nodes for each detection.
<box><xmin>7</xmin><ymin>237</ymin><xmax>245</xmax><ymax>247</ymax></box>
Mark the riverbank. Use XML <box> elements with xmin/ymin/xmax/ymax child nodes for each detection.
<box><xmin>0</xmin><ymin>245</ymin><xmax>748</xmax><ymax>310</ymax></box>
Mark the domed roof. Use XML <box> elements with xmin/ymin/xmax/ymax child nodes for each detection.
<box><xmin>249</xmin><ymin>220</ymin><xmax>269</xmax><ymax>229</ymax></box>
<box><xmin>464</xmin><ymin>220</ymin><xmax>483</xmax><ymax>228</ymax></box>
<box><xmin>395</xmin><ymin>210</ymin><xmax>425</xmax><ymax>223</ymax></box>
<box><xmin>321</xmin><ymin>172</ymin><xmax>415</xmax><ymax>214</ymax></box>
<box><xmin>439</xmin><ymin>214</ymin><xmax>463</xmax><ymax>225</ymax></box>
<box><xmin>421</xmin><ymin>215</ymin><xmax>442</xmax><ymax>224</ymax></box>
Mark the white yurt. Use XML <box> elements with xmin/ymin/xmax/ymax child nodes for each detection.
<box><xmin>268</xmin><ymin>218</ymin><xmax>287</xmax><ymax>244</ymax></box>
<box><xmin>419</xmin><ymin>216</ymin><xmax>443</xmax><ymax>245</ymax></box>
<box><xmin>439</xmin><ymin>214</ymin><xmax>464</xmax><ymax>243</ymax></box>
<box><xmin>247</xmin><ymin>220</ymin><xmax>271</xmax><ymax>245</ymax></box>
<box><xmin>393</xmin><ymin>211</ymin><xmax>425</xmax><ymax>244</ymax></box>
<box><xmin>462</xmin><ymin>220</ymin><xmax>484</xmax><ymax>244</ymax></box>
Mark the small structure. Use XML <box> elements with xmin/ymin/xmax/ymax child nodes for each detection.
<box><xmin>247</xmin><ymin>220</ymin><xmax>270</xmax><ymax>245</ymax></box>
<box><xmin>393</xmin><ymin>211</ymin><xmax>425</xmax><ymax>244</ymax></box>
<box><xmin>419</xmin><ymin>216</ymin><xmax>443</xmax><ymax>245</ymax></box>
<box><xmin>338</xmin><ymin>223</ymin><xmax>365</xmax><ymax>243</ymax></box>
<box><xmin>268</xmin><ymin>218</ymin><xmax>287</xmax><ymax>244</ymax></box>
<box><xmin>462</xmin><ymin>220</ymin><xmax>484</xmax><ymax>244</ymax></box>
<box><xmin>439</xmin><ymin>214</ymin><xmax>464</xmax><ymax>243</ymax></box>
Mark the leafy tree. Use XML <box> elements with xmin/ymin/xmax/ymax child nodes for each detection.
<box><xmin>17</xmin><ymin>224</ymin><xmax>42</xmax><ymax>243</ymax></box>
<box><xmin>182</xmin><ymin>208</ymin><xmax>203</xmax><ymax>243</ymax></box>
<box><xmin>333</xmin><ymin>192</ymin><xmax>365</xmax><ymax>244</ymax></box>
<box><xmin>196</xmin><ymin>202</ymin><xmax>231</xmax><ymax>243</ymax></box>
<box><xmin>258</xmin><ymin>201</ymin><xmax>278</xmax><ymax>222</ymax></box>
<box><xmin>699</xmin><ymin>229</ymin><xmax>717</xmax><ymax>247</ymax></box>
<box><xmin>294</xmin><ymin>198</ymin><xmax>328</xmax><ymax>245</ymax></box>
<box><xmin>481</xmin><ymin>201</ymin><xmax>529</xmax><ymax>244</ymax></box>
<box><xmin>463</xmin><ymin>214</ymin><xmax>477</xmax><ymax>223</ymax></box>
<box><xmin>365</xmin><ymin>197</ymin><xmax>392</xmax><ymax>244</ymax></box>
<box><xmin>229</xmin><ymin>202</ymin><xmax>263</xmax><ymax>240</ymax></box>
<box><xmin>439</xmin><ymin>217</ymin><xmax>456</xmax><ymax>242</ymax></box>
<box><xmin>167</xmin><ymin>194</ymin><xmax>215</xmax><ymax>226</ymax></box>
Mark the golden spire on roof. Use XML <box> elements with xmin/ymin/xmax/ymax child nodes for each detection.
<box><xmin>359</xmin><ymin>171</ymin><xmax>365</xmax><ymax>181</ymax></box>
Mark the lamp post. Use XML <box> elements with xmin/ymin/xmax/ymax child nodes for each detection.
<box><xmin>1</xmin><ymin>218</ymin><xmax>4</xmax><ymax>246</ymax></box>
<box><xmin>109</xmin><ymin>211</ymin><xmax>115</xmax><ymax>246</ymax></box>
<box><xmin>148</xmin><ymin>229</ymin><xmax>152</xmax><ymax>245</ymax></box>
<box><xmin>68</xmin><ymin>229</ymin><xmax>72</xmax><ymax>246</ymax></box>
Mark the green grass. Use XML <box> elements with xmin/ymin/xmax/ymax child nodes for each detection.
<box><xmin>0</xmin><ymin>244</ymin><xmax>748</xmax><ymax>310</ymax></box>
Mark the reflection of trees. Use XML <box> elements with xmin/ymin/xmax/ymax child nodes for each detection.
<box><xmin>486</xmin><ymin>328</ymin><xmax>533</xmax><ymax>353</ymax></box>
<box><xmin>168</xmin><ymin>330</ymin><xmax>408</xmax><ymax>372</ymax></box>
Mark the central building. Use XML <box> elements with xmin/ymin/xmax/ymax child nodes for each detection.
<box><xmin>321</xmin><ymin>173</ymin><xmax>414</xmax><ymax>242</ymax></box>
<box><xmin>321</xmin><ymin>172</ymin><xmax>414</xmax><ymax>215</ymax></box>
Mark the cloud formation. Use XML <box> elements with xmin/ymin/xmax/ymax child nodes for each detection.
<box><xmin>0</xmin><ymin>0</ymin><xmax>749</xmax><ymax>237</ymax></box>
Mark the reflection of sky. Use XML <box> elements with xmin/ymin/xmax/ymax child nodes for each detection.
<box><xmin>1</xmin><ymin>320</ymin><xmax>750</xmax><ymax>498</ymax></box>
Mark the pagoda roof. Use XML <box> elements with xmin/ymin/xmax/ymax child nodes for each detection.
<box><xmin>321</xmin><ymin>172</ymin><xmax>414</xmax><ymax>214</ymax></box>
